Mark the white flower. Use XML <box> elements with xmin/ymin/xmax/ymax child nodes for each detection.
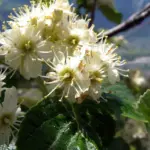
<box><xmin>8</xmin><ymin>3</ymin><xmax>43</xmax><ymax>28</ymax></box>
<box><xmin>20</xmin><ymin>88</ymin><xmax>43</xmax><ymax>108</ymax></box>
<box><xmin>0</xmin><ymin>69</ymin><xmax>6</xmax><ymax>96</ymax></box>
<box><xmin>67</xmin><ymin>18</ymin><xmax>98</xmax><ymax>46</ymax></box>
<box><xmin>43</xmin><ymin>52</ymin><xmax>90</xmax><ymax>102</ymax></box>
<box><xmin>0</xmin><ymin>26</ymin><xmax>51</xmax><ymax>79</ymax></box>
<box><xmin>7</xmin><ymin>0</ymin><xmax>74</xmax><ymax>29</ymax></box>
<box><xmin>0</xmin><ymin>87</ymin><xmax>20</xmax><ymax>147</ymax></box>
<box><xmin>86</xmin><ymin>39</ymin><xmax>127</xmax><ymax>84</ymax></box>
<box><xmin>88</xmin><ymin>67</ymin><xmax>106</xmax><ymax>101</ymax></box>
<box><xmin>41</xmin><ymin>13</ymin><xmax>68</xmax><ymax>43</ymax></box>
<box><xmin>50</xmin><ymin>0</ymin><xmax>74</xmax><ymax>16</ymax></box>
<box><xmin>51</xmin><ymin>18</ymin><xmax>98</xmax><ymax>56</ymax></box>
<box><xmin>82</xmin><ymin>46</ymin><xmax>106</xmax><ymax>101</ymax></box>
<box><xmin>99</xmin><ymin>42</ymin><xmax>127</xmax><ymax>83</ymax></box>
<box><xmin>40</xmin><ymin>8</ymin><xmax>73</xmax><ymax>55</ymax></box>
<box><xmin>107</xmin><ymin>65</ymin><xmax>120</xmax><ymax>84</ymax></box>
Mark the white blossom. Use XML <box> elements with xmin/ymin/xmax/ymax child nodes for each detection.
<box><xmin>50</xmin><ymin>0</ymin><xmax>74</xmax><ymax>16</ymax></box>
<box><xmin>0</xmin><ymin>26</ymin><xmax>51</xmax><ymax>79</ymax></box>
<box><xmin>86</xmin><ymin>39</ymin><xmax>128</xmax><ymax>84</ymax></box>
<box><xmin>99</xmin><ymin>42</ymin><xmax>127</xmax><ymax>84</ymax></box>
<box><xmin>20</xmin><ymin>88</ymin><xmax>43</xmax><ymax>108</ymax></box>
<box><xmin>7</xmin><ymin>3</ymin><xmax>43</xmax><ymax>28</ymax></box>
<box><xmin>0</xmin><ymin>69</ymin><xmax>6</xmax><ymax>96</ymax></box>
<box><xmin>43</xmin><ymin>52</ymin><xmax>90</xmax><ymax>102</ymax></box>
<box><xmin>0</xmin><ymin>87</ymin><xmax>21</xmax><ymax>147</ymax></box>
<box><xmin>0</xmin><ymin>0</ymin><xmax>128</xmax><ymax>103</ymax></box>
<box><xmin>67</xmin><ymin>18</ymin><xmax>98</xmax><ymax>46</ymax></box>
<box><xmin>81</xmin><ymin>45</ymin><xmax>106</xmax><ymax>101</ymax></box>
<box><xmin>7</xmin><ymin>0</ymin><xmax>74</xmax><ymax>29</ymax></box>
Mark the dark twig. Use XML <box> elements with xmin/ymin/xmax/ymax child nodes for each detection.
<box><xmin>89</xmin><ymin>0</ymin><xmax>97</xmax><ymax>28</ymax></box>
<box><xmin>104</xmin><ymin>3</ymin><xmax>150</xmax><ymax>38</ymax></box>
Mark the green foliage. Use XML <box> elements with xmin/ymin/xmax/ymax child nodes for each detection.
<box><xmin>33</xmin><ymin>0</ymin><xmax>122</xmax><ymax>24</ymax></box>
<box><xmin>67</xmin><ymin>132</ymin><xmax>98</xmax><ymax>150</ymax></box>
<box><xmin>16</xmin><ymin>82</ymin><xmax>148</xmax><ymax>150</ymax></box>
<box><xmin>137</xmin><ymin>89</ymin><xmax>150</xmax><ymax>122</ymax></box>
<box><xmin>104</xmin><ymin>82</ymin><xmax>147</xmax><ymax>122</ymax></box>
<box><xmin>16</xmin><ymin>98</ymin><xmax>101</xmax><ymax>150</ymax></box>
<box><xmin>99</xmin><ymin>5</ymin><xmax>122</xmax><ymax>24</ymax></box>
<box><xmin>104</xmin><ymin>82</ymin><xmax>135</xmax><ymax>101</ymax></box>
<box><xmin>76</xmin><ymin>0</ymin><xmax>122</xmax><ymax>24</ymax></box>
<box><xmin>16</xmin><ymin>99</ymin><xmax>69</xmax><ymax>150</ymax></box>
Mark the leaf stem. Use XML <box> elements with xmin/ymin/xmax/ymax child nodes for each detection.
<box><xmin>71</xmin><ymin>103</ymin><xmax>80</xmax><ymax>130</ymax></box>
<box><xmin>36</xmin><ymin>76</ymin><xmax>49</xmax><ymax>97</ymax></box>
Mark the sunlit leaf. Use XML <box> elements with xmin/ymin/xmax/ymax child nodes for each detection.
<box><xmin>99</xmin><ymin>5</ymin><xmax>122</xmax><ymax>24</ymax></box>
<box><xmin>137</xmin><ymin>89</ymin><xmax>150</xmax><ymax>122</ymax></box>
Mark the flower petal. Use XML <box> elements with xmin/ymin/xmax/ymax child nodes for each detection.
<box><xmin>20</xmin><ymin>55</ymin><xmax>42</xmax><ymax>79</ymax></box>
<box><xmin>3</xmin><ymin>87</ymin><xmax>18</xmax><ymax>112</ymax></box>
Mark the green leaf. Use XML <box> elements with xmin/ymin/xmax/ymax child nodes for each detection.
<box><xmin>104</xmin><ymin>82</ymin><xmax>135</xmax><ymax>101</ymax></box>
<box><xmin>17</xmin><ymin>84</ymin><xmax>146</xmax><ymax>150</ymax></box>
<box><xmin>16</xmin><ymin>99</ymin><xmax>71</xmax><ymax>150</ymax></box>
<box><xmin>103</xmin><ymin>82</ymin><xmax>147</xmax><ymax>122</ymax></box>
<box><xmin>16</xmin><ymin>98</ymin><xmax>100</xmax><ymax>150</ymax></box>
<box><xmin>138</xmin><ymin>89</ymin><xmax>150</xmax><ymax>122</ymax></box>
<box><xmin>121</xmin><ymin>100</ymin><xmax>147</xmax><ymax>122</ymax></box>
<box><xmin>77</xmin><ymin>100</ymin><xmax>115</xmax><ymax>147</ymax></box>
<box><xmin>18</xmin><ymin>116</ymin><xmax>73</xmax><ymax>150</ymax></box>
<box><xmin>67</xmin><ymin>132</ymin><xmax>98</xmax><ymax>150</ymax></box>
<box><xmin>99</xmin><ymin>5</ymin><xmax>122</xmax><ymax>24</ymax></box>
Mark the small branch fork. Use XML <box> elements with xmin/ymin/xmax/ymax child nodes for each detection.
<box><xmin>103</xmin><ymin>3</ymin><xmax>150</xmax><ymax>38</ymax></box>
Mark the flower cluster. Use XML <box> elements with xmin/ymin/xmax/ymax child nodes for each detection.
<box><xmin>0</xmin><ymin>71</ymin><xmax>22</xmax><ymax>148</ymax></box>
<box><xmin>0</xmin><ymin>0</ymin><xmax>127</xmax><ymax>103</ymax></box>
